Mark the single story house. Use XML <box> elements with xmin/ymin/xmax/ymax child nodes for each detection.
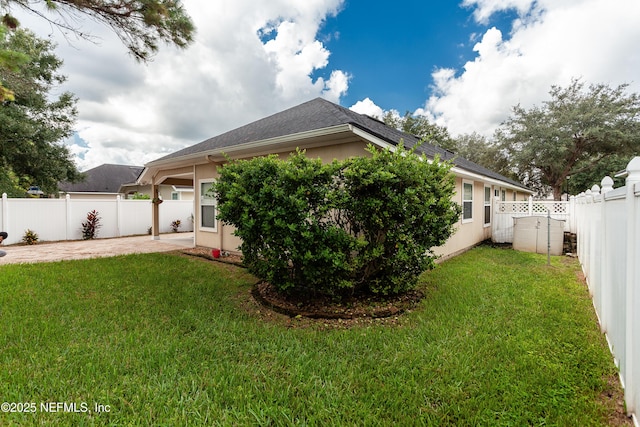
<box><xmin>59</xmin><ymin>163</ymin><xmax>193</xmax><ymax>200</ymax></box>
<box><xmin>138</xmin><ymin>98</ymin><xmax>532</xmax><ymax>258</ymax></box>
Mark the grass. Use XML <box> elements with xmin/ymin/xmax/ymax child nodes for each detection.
<box><xmin>0</xmin><ymin>247</ymin><xmax>623</xmax><ymax>426</ymax></box>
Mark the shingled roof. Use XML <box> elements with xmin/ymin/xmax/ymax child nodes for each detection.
<box><xmin>151</xmin><ymin>97</ymin><xmax>527</xmax><ymax>190</ymax></box>
<box><xmin>59</xmin><ymin>164</ymin><xmax>144</xmax><ymax>193</ymax></box>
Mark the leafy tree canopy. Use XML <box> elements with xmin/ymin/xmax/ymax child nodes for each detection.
<box><xmin>383</xmin><ymin>111</ymin><xmax>457</xmax><ymax>151</ymax></box>
<box><xmin>454</xmin><ymin>132</ymin><xmax>513</xmax><ymax>179</ymax></box>
<box><xmin>0</xmin><ymin>0</ymin><xmax>195</xmax><ymax>62</ymax></box>
<box><xmin>0</xmin><ymin>23</ymin><xmax>28</xmax><ymax>101</ymax></box>
<box><xmin>566</xmin><ymin>153</ymin><xmax>629</xmax><ymax>194</ymax></box>
<box><xmin>495</xmin><ymin>78</ymin><xmax>640</xmax><ymax>199</ymax></box>
<box><xmin>0</xmin><ymin>26</ymin><xmax>82</xmax><ymax>195</ymax></box>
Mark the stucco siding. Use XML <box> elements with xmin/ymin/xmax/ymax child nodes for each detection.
<box><xmin>435</xmin><ymin>177</ymin><xmax>490</xmax><ymax>258</ymax></box>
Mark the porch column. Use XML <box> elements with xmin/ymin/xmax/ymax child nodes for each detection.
<box><xmin>151</xmin><ymin>184</ymin><xmax>160</xmax><ymax>240</ymax></box>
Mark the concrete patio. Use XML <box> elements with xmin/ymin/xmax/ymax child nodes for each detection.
<box><xmin>0</xmin><ymin>233</ymin><xmax>194</xmax><ymax>264</ymax></box>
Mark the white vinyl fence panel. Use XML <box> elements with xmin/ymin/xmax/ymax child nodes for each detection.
<box><xmin>0</xmin><ymin>194</ymin><xmax>193</xmax><ymax>245</ymax></box>
<box><xmin>573</xmin><ymin>157</ymin><xmax>640</xmax><ymax>424</ymax></box>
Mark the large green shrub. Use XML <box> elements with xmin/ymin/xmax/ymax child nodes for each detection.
<box><xmin>341</xmin><ymin>147</ymin><xmax>461</xmax><ymax>294</ymax></box>
<box><xmin>214</xmin><ymin>145</ymin><xmax>460</xmax><ymax>297</ymax></box>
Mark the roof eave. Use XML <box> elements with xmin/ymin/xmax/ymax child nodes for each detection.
<box><xmin>139</xmin><ymin>122</ymin><xmax>530</xmax><ymax>193</ymax></box>
<box><xmin>138</xmin><ymin>124</ymin><xmax>355</xmax><ymax>184</ymax></box>
<box><xmin>451</xmin><ymin>166</ymin><xmax>533</xmax><ymax>194</ymax></box>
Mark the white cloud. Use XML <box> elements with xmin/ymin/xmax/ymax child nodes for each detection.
<box><xmin>426</xmin><ymin>0</ymin><xmax>640</xmax><ymax>137</ymax></box>
<box><xmin>14</xmin><ymin>0</ymin><xmax>347</xmax><ymax>170</ymax></box>
<box><xmin>461</xmin><ymin>0</ymin><xmax>539</xmax><ymax>24</ymax></box>
<box><xmin>349</xmin><ymin>98</ymin><xmax>385</xmax><ymax>119</ymax></box>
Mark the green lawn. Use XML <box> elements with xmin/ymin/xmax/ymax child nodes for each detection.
<box><xmin>0</xmin><ymin>247</ymin><xmax>624</xmax><ymax>426</ymax></box>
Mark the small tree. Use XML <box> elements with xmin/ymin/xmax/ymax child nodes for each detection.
<box><xmin>81</xmin><ymin>210</ymin><xmax>101</xmax><ymax>240</ymax></box>
<box><xmin>383</xmin><ymin>111</ymin><xmax>457</xmax><ymax>150</ymax></box>
<box><xmin>214</xmin><ymin>145</ymin><xmax>460</xmax><ymax>298</ymax></box>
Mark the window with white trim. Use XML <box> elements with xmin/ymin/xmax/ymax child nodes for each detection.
<box><xmin>199</xmin><ymin>180</ymin><xmax>217</xmax><ymax>231</ymax></box>
<box><xmin>462</xmin><ymin>180</ymin><xmax>473</xmax><ymax>222</ymax></box>
<box><xmin>484</xmin><ymin>185</ymin><xmax>491</xmax><ymax>226</ymax></box>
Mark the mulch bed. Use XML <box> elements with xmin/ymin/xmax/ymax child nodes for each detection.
<box><xmin>252</xmin><ymin>281</ymin><xmax>424</xmax><ymax>320</ymax></box>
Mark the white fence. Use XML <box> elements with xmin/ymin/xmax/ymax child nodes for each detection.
<box><xmin>0</xmin><ymin>194</ymin><xmax>194</xmax><ymax>246</ymax></box>
<box><xmin>492</xmin><ymin>197</ymin><xmax>572</xmax><ymax>243</ymax></box>
<box><xmin>573</xmin><ymin>157</ymin><xmax>640</xmax><ymax>423</ymax></box>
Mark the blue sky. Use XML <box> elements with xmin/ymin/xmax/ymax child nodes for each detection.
<box><xmin>11</xmin><ymin>0</ymin><xmax>640</xmax><ymax>170</ymax></box>
<box><xmin>318</xmin><ymin>1</ymin><xmax>515</xmax><ymax>111</ymax></box>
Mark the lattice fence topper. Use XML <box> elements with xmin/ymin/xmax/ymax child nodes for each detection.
<box><xmin>497</xmin><ymin>201</ymin><xmax>568</xmax><ymax>215</ymax></box>
<box><xmin>498</xmin><ymin>202</ymin><xmax>529</xmax><ymax>213</ymax></box>
<box><xmin>532</xmin><ymin>202</ymin><xmax>567</xmax><ymax>214</ymax></box>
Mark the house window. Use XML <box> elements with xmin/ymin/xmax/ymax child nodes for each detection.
<box><xmin>484</xmin><ymin>186</ymin><xmax>491</xmax><ymax>226</ymax></box>
<box><xmin>171</xmin><ymin>192</ymin><xmax>179</xmax><ymax>200</ymax></box>
<box><xmin>501</xmin><ymin>189</ymin><xmax>506</xmax><ymax>201</ymax></box>
<box><xmin>199</xmin><ymin>180</ymin><xmax>217</xmax><ymax>231</ymax></box>
<box><xmin>462</xmin><ymin>181</ymin><xmax>473</xmax><ymax>222</ymax></box>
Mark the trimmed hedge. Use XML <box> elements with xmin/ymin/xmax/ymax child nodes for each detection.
<box><xmin>213</xmin><ymin>145</ymin><xmax>461</xmax><ymax>297</ymax></box>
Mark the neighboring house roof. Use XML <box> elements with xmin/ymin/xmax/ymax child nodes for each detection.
<box><xmin>60</xmin><ymin>164</ymin><xmax>144</xmax><ymax>193</ymax></box>
<box><xmin>144</xmin><ymin>98</ymin><xmax>530</xmax><ymax>192</ymax></box>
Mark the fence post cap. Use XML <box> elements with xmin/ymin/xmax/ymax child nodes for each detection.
<box><xmin>626</xmin><ymin>156</ymin><xmax>640</xmax><ymax>181</ymax></box>
<box><xmin>600</xmin><ymin>176</ymin><xmax>614</xmax><ymax>193</ymax></box>
<box><xmin>590</xmin><ymin>184</ymin><xmax>600</xmax><ymax>195</ymax></box>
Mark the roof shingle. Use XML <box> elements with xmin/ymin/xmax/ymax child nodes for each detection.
<box><xmin>59</xmin><ymin>164</ymin><xmax>144</xmax><ymax>193</ymax></box>
<box><xmin>153</xmin><ymin>98</ymin><xmax>527</xmax><ymax>190</ymax></box>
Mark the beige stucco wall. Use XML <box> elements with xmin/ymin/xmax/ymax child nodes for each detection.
<box><xmin>435</xmin><ymin>177</ymin><xmax>491</xmax><ymax>258</ymax></box>
<box><xmin>300</xmin><ymin>141</ymin><xmax>371</xmax><ymax>163</ymax></box>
